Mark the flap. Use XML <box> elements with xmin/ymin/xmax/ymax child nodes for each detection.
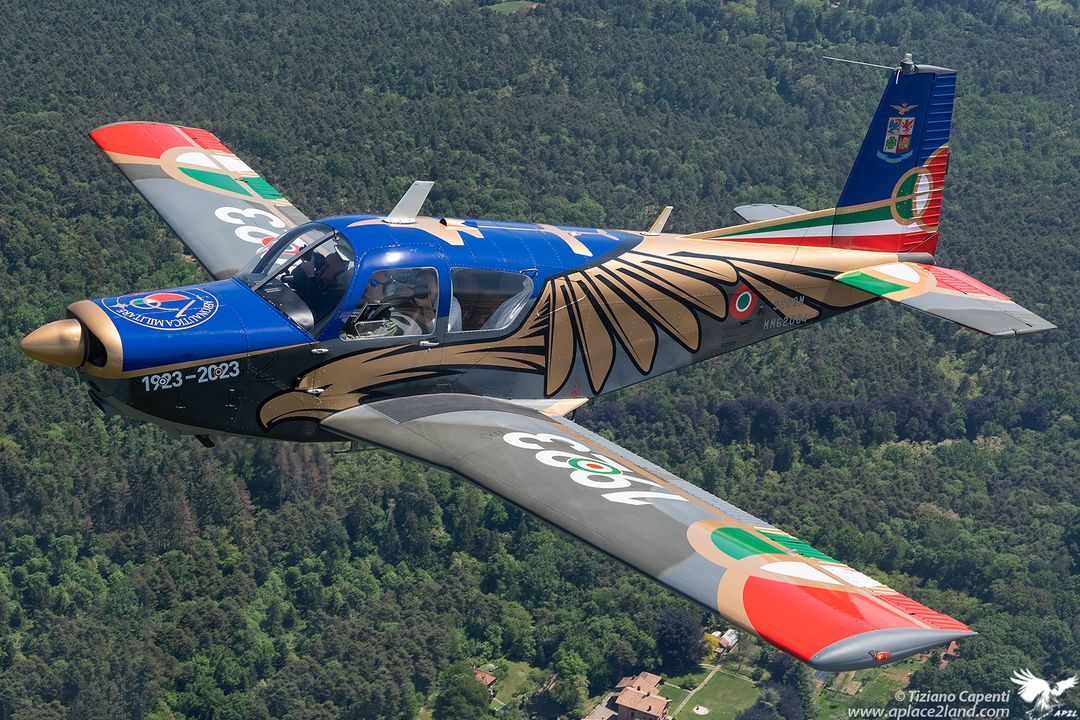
<box><xmin>322</xmin><ymin>394</ymin><xmax>975</xmax><ymax>670</ymax></box>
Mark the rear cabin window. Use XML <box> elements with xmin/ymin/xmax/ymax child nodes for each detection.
<box><xmin>449</xmin><ymin>269</ymin><xmax>533</xmax><ymax>332</ymax></box>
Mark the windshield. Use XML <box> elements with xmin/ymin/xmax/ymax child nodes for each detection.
<box><xmin>243</xmin><ymin>227</ymin><xmax>355</xmax><ymax>334</ymax></box>
<box><xmin>237</xmin><ymin>223</ymin><xmax>337</xmax><ymax>283</ymax></box>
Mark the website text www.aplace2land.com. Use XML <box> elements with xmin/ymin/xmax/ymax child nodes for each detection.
<box><xmin>845</xmin><ymin>690</ymin><xmax>1013</xmax><ymax>718</ymax></box>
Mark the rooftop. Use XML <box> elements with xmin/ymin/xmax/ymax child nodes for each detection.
<box><xmin>617</xmin><ymin>687</ymin><xmax>669</xmax><ymax>715</ymax></box>
<box><xmin>473</xmin><ymin>669</ymin><xmax>497</xmax><ymax>688</ymax></box>
<box><xmin>615</xmin><ymin>671</ymin><xmax>662</xmax><ymax>695</ymax></box>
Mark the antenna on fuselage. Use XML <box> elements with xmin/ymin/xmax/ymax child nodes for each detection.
<box><xmin>643</xmin><ymin>205</ymin><xmax>673</xmax><ymax>236</ymax></box>
<box><xmin>385</xmin><ymin>180</ymin><xmax>434</xmax><ymax>225</ymax></box>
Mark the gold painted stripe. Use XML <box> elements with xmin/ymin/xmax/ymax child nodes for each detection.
<box><xmin>567</xmin><ymin>279</ymin><xmax>615</xmax><ymax>393</ymax></box>
<box><xmin>583</xmin><ymin>270</ymin><xmax>658</xmax><ymax>373</ymax></box>
<box><xmin>539</xmin><ymin>398</ymin><xmax>589</xmax><ymax>417</ymax></box>
<box><xmin>546</xmin><ymin>282</ymin><xmax>577</xmax><ymax>396</ymax></box>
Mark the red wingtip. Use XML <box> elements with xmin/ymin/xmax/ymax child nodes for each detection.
<box><xmin>90</xmin><ymin>122</ymin><xmax>193</xmax><ymax>159</ymax></box>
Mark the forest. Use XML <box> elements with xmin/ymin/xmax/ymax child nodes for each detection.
<box><xmin>0</xmin><ymin>0</ymin><xmax>1077</xmax><ymax>718</ymax></box>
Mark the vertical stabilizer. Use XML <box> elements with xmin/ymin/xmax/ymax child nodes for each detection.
<box><xmin>833</xmin><ymin>56</ymin><xmax>956</xmax><ymax>254</ymax></box>
<box><xmin>682</xmin><ymin>57</ymin><xmax>957</xmax><ymax>256</ymax></box>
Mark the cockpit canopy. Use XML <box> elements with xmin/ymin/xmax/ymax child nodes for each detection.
<box><xmin>236</xmin><ymin>220</ymin><xmax>537</xmax><ymax>341</ymax></box>
<box><xmin>237</xmin><ymin>223</ymin><xmax>355</xmax><ymax>333</ymax></box>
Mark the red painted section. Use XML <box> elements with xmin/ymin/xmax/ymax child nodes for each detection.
<box><xmin>90</xmin><ymin>122</ymin><xmax>192</xmax><ymax>158</ymax></box>
<box><xmin>839</xmin><ymin>232</ymin><xmax>934</xmax><ymax>253</ymax></box>
<box><xmin>920</xmin><ymin>147</ymin><xmax>949</xmax><ymax>234</ymax></box>
<box><xmin>142</xmin><ymin>292</ymin><xmax>190</xmax><ymax>302</ymax></box>
<box><xmin>743</xmin><ymin>576</ymin><xmax>920</xmax><ymax>662</ymax></box>
<box><xmin>923</xmin><ymin>265</ymin><xmax>1010</xmax><ymax>300</ymax></box>
<box><xmin>182</xmin><ymin>126</ymin><xmax>230</xmax><ymax>152</ymax></box>
<box><xmin>712</xmin><ymin>234</ymin><xmax>909</xmax><ymax>252</ymax></box>
<box><xmin>875</xmin><ymin>593</ymin><xmax>972</xmax><ymax>632</ymax></box>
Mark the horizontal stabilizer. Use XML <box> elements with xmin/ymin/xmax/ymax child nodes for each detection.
<box><xmin>835</xmin><ymin>263</ymin><xmax>1055</xmax><ymax>336</ymax></box>
<box><xmin>732</xmin><ymin>204</ymin><xmax>809</xmax><ymax>223</ymax></box>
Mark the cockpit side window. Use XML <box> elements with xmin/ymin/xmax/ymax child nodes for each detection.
<box><xmin>340</xmin><ymin>267</ymin><xmax>439</xmax><ymax>340</ymax></box>
<box><xmin>244</xmin><ymin>228</ymin><xmax>355</xmax><ymax>334</ymax></box>
<box><xmin>448</xmin><ymin>269</ymin><xmax>533</xmax><ymax>332</ymax></box>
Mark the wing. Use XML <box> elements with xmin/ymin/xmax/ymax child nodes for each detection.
<box><xmin>1012</xmin><ymin>669</ymin><xmax>1051</xmax><ymax>703</ymax></box>
<box><xmin>1053</xmin><ymin>676</ymin><xmax>1078</xmax><ymax>696</ymax></box>
<box><xmin>91</xmin><ymin>122</ymin><xmax>310</xmax><ymax>280</ymax></box>
<box><xmin>321</xmin><ymin>394</ymin><xmax>976</xmax><ymax>671</ymax></box>
<box><xmin>835</xmin><ymin>262</ymin><xmax>1054</xmax><ymax>336</ymax></box>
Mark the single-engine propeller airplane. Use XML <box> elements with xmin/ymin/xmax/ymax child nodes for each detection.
<box><xmin>21</xmin><ymin>55</ymin><xmax>1054</xmax><ymax>671</ymax></box>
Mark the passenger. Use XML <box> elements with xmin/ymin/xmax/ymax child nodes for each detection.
<box><xmin>363</xmin><ymin>270</ymin><xmax>392</xmax><ymax>304</ymax></box>
<box><xmin>343</xmin><ymin>269</ymin><xmax>438</xmax><ymax>338</ymax></box>
<box><xmin>403</xmin><ymin>269</ymin><xmax>438</xmax><ymax>334</ymax></box>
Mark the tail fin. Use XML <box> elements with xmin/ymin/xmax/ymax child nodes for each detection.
<box><xmin>685</xmin><ymin>56</ymin><xmax>957</xmax><ymax>256</ymax></box>
<box><xmin>833</xmin><ymin>55</ymin><xmax>957</xmax><ymax>254</ymax></box>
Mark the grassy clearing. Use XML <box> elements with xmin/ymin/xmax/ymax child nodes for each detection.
<box><xmin>493</xmin><ymin>660</ymin><xmax>536</xmax><ymax>705</ymax></box>
<box><xmin>815</xmin><ymin>658</ymin><xmax>921</xmax><ymax>717</ymax></box>
<box><xmin>660</xmin><ymin>682</ymin><xmax>690</xmax><ymax>707</ymax></box>
<box><xmin>665</xmin><ymin>666</ymin><xmax>711</xmax><ymax>690</ymax></box>
<box><xmin>673</xmin><ymin>671</ymin><xmax>758</xmax><ymax>720</ymax></box>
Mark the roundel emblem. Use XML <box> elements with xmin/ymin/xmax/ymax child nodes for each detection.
<box><xmin>567</xmin><ymin>457</ymin><xmax>622</xmax><ymax>475</ymax></box>
<box><xmin>890</xmin><ymin>145</ymin><xmax>948</xmax><ymax>230</ymax></box>
<box><xmin>104</xmin><ymin>288</ymin><xmax>219</xmax><ymax>331</ymax></box>
<box><xmin>729</xmin><ymin>285</ymin><xmax>757</xmax><ymax>321</ymax></box>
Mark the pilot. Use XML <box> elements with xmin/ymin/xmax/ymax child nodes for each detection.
<box><xmin>345</xmin><ymin>269</ymin><xmax>436</xmax><ymax>338</ymax></box>
<box><xmin>289</xmin><ymin>248</ymin><xmax>351</xmax><ymax>322</ymax></box>
<box><xmin>317</xmin><ymin>251</ymin><xmax>349</xmax><ymax>289</ymax></box>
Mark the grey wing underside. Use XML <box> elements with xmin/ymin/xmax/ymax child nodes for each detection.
<box><xmin>321</xmin><ymin>394</ymin><xmax>975</xmax><ymax>670</ymax></box>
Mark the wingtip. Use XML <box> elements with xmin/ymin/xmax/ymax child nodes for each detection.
<box><xmin>808</xmin><ymin>629</ymin><xmax>977</xmax><ymax>671</ymax></box>
<box><xmin>89</xmin><ymin>120</ymin><xmax>165</xmax><ymax>138</ymax></box>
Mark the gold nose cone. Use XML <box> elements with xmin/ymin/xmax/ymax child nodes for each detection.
<box><xmin>21</xmin><ymin>319</ymin><xmax>86</xmax><ymax>367</ymax></box>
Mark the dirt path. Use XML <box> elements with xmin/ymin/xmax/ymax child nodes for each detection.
<box><xmin>672</xmin><ymin>665</ymin><xmax>720</xmax><ymax>718</ymax></box>
<box><xmin>671</xmin><ymin>664</ymin><xmax>756</xmax><ymax>718</ymax></box>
